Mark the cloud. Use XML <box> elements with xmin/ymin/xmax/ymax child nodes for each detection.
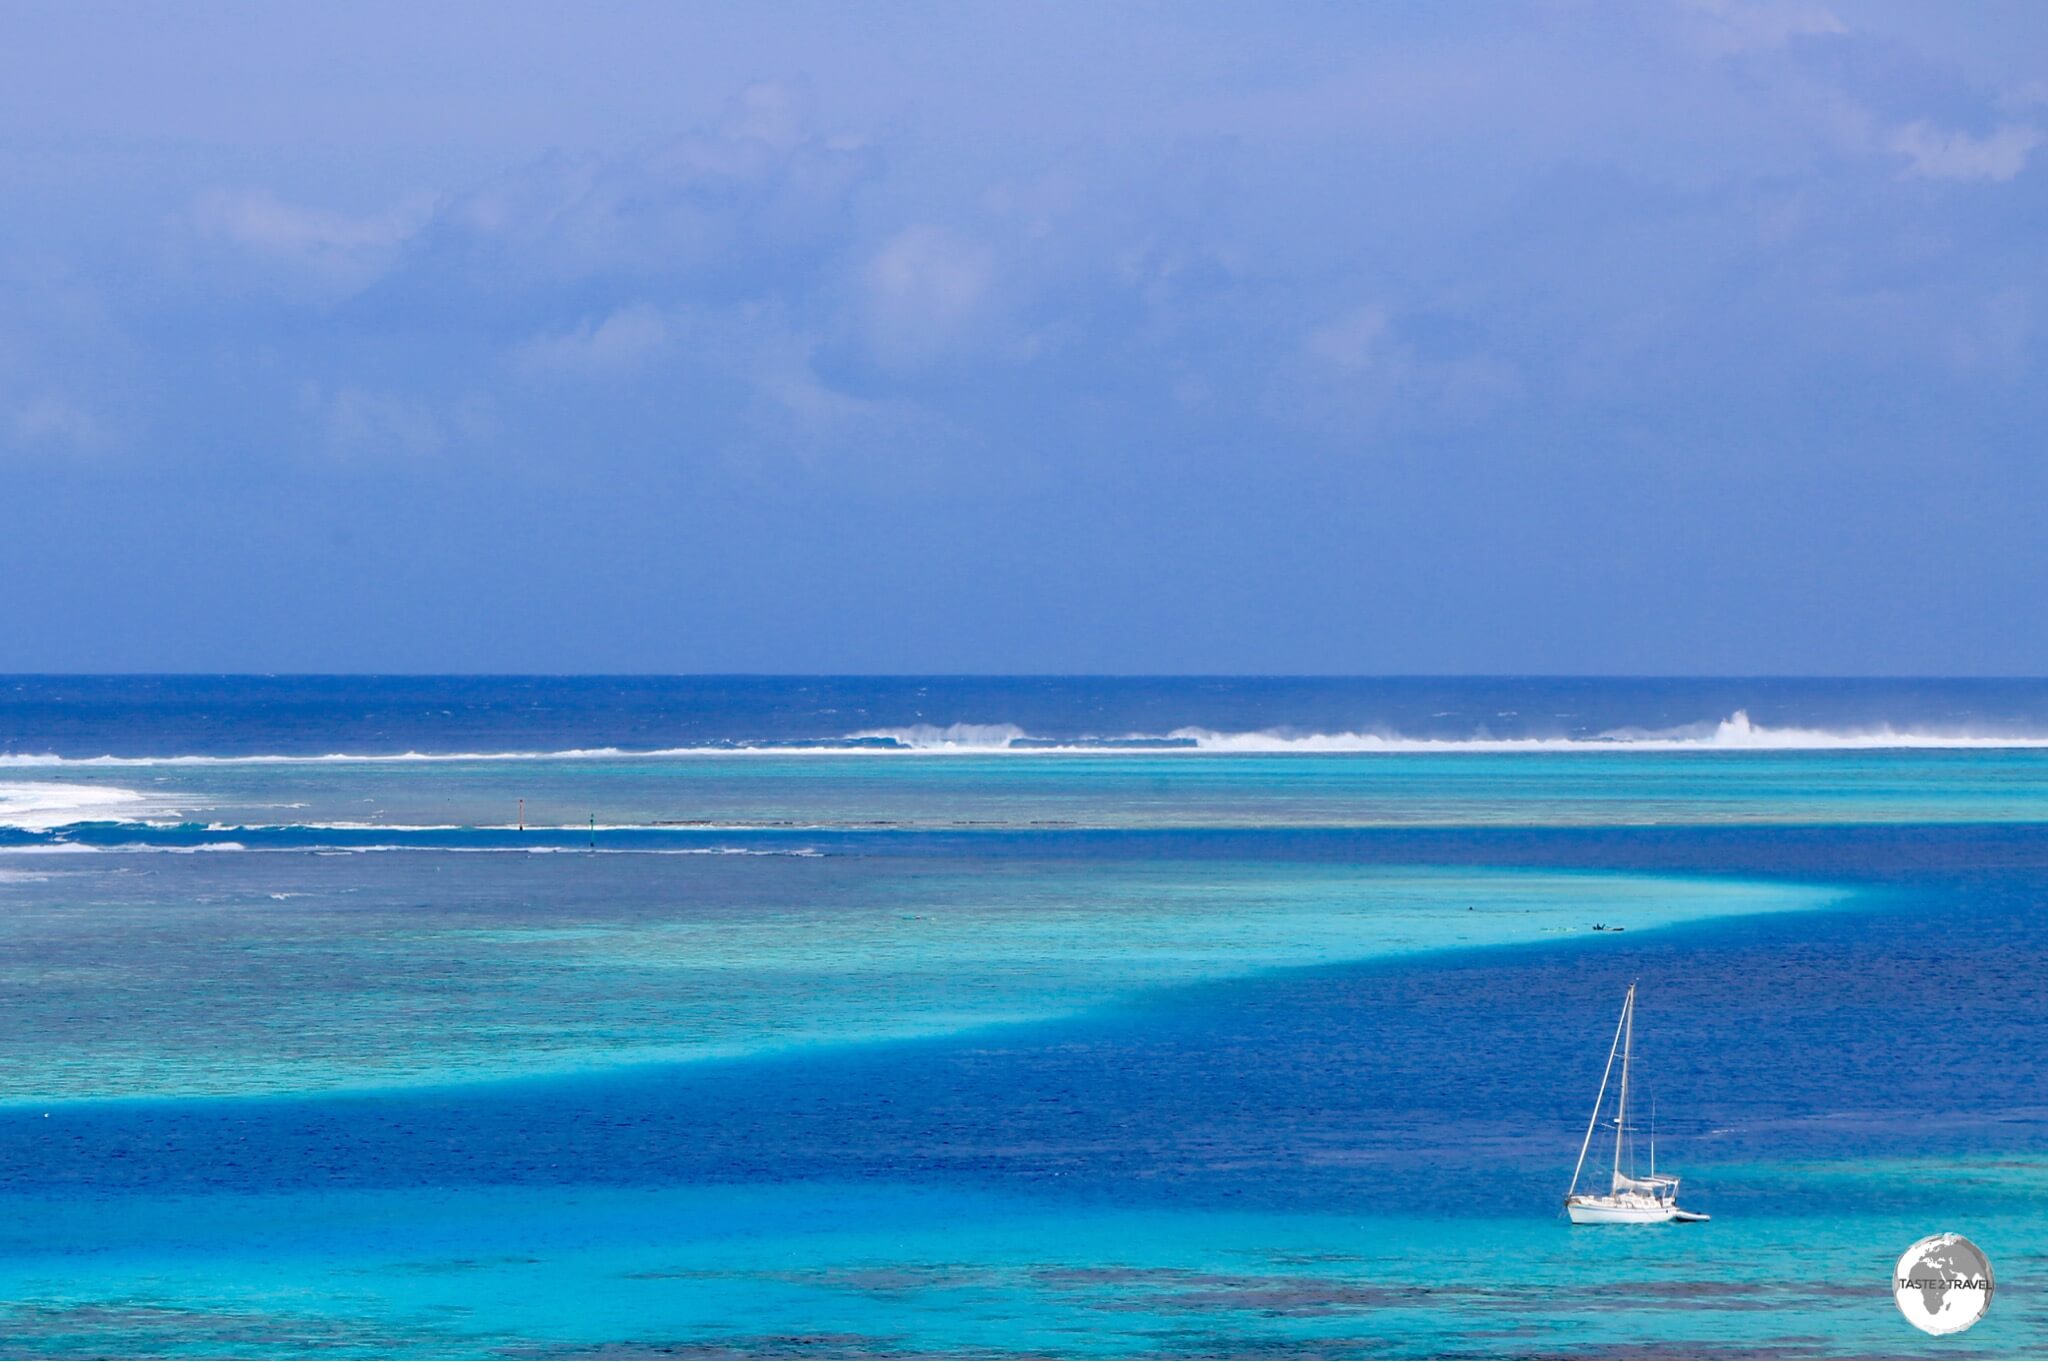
<box><xmin>1891</xmin><ymin>121</ymin><xmax>2041</xmax><ymax>181</ymax></box>
<box><xmin>861</xmin><ymin>226</ymin><xmax>996</xmax><ymax>369</ymax></box>
<box><xmin>1304</xmin><ymin>306</ymin><xmax>1395</xmax><ymax>372</ymax></box>
<box><xmin>193</xmin><ymin>82</ymin><xmax>880</xmax><ymax>307</ymax></box>
<box><xmin>1677</xmin><ymin>0</ymin><xmax>1847</xmax><ymax>56</ymax></box>
<box><xmin>404</xmin><ymin>81</ymin><xmax>879</xmax><ymax>297</ymax></box>
<box><xmin>63</xmin><ymin>23</ymin><xmax>2048</xmax><ymax>495</ymax></box>
<box><xmin>299</xmin><ymin>384</ymin><xmax>495</xmax><ymax>463</ymax></box>
<box><xmin>0</xmin><ymin>270</ymin><xmax>140</xmax><ymax>460</ymax></box>
<box><xmin>514</xmin><ymin>304</ymin><xmax>672</xmax><ymax>378</ymax></box>
<box><xmin>8</xmin><ymin>394</ymin><xmax>107</xmax><ymax>453</ymax></box>
<box><xmin>192</xmin><ymin>188</ymin><xmax>434</xmax><ymax>295</ymax></box>
<box><xmin>178</xmin><ymin>82</ymin><xmax>887</xmax><ymax>466</ymax></box>
<box><xmin>193</xmin><ymin>189</ymin><xmax>426</xmax><ymax>256</ymax></box>
<box><xmin>736</xmin><ymin>332</ymin><xmax>962</xmax><ymax>479</ymax></box>
<box><xmin>1940</xmin><ymin>287</ymin><xmax>2033</xmax><ymax>378</ymax></box>
<box><xmin>1286</xmin><ymin>304</ymin><xmax>1522</xmax><ymax>439</ymax></box>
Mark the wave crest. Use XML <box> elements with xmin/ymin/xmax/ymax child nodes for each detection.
<box><xmin>844</xmin><ymin>723</ymin><xmax>1032</xmax><ymax>750</ymax></box>
<box><xmin>1169</xmin><ymin>710</ymin><xmax>2048</xmax><ymax>752</ymax></box>
<box><xmin>5</xmin><ymin>710</ymin><xmax>2048</xmax><ymax>768</ymax></box>
<box><xmin>0</xmin><ymin>781</ymin><xmax>169</xmax><ymax>830</ymax></box>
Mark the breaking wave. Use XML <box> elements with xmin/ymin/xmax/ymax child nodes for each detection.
<box><xmin>844</xmin><ymin>722</ymin><xmax>1033</xmax><ymax>750</ymax></box>
<box><xmin>0</xmin><ymin>748</ymin><xmax>643</xmax><ymax>768</ymax></box>
<box><xmin>0</xmin><ymin>781</ymin><xmax>172</xmax><ymax>830</ymax></box>
<box><xmin>4</xmin><ymin>711</ymin><xmax>2048</xmax><ymax>770</ymax></box>
<box><xmin>0</xmin><ymin>839</ymin><xmax>820</xmax><ymax>858</ymax></box>
<box><xmin>732</xmin><ymin>709</ymin><xmax>2048</xmax><ymax>753</ymax></box>
<box><xmin>0</xmin><ymin>840</ymin><xmax>248</xmax><ymax>855</ymax></box>
<box><xmin>1157</xmin><ymin>711</ymin><xmax>2048</xmax><ymax>753</ymax></box>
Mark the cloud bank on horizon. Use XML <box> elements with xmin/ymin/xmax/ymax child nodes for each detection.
<box><xmin>2</xmin><ymin>1</ymin><xmax>2044</xmax><ymax>673</ymax></box>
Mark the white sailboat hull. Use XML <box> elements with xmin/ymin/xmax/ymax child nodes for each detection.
<box><xmin>1566</xmin><ymin>1197</ymin><xmax>1704</xmax><ymax>1225</ymax></box>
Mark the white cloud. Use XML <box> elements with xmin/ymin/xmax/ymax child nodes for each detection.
<box><xmin>194</xmin><ymin>189</ymin><xmax>424</xmax><ymax>255</ymax></box>
<box><xmin>862</xmin><ymin>226</ymin><xmax>995</xmax><ymax>368</ymax></box>
<box><xmin>429</xmin><ymin>85</ymin><xmax>878</xmax><ymax>290</ymax></box>
<box><xmin>1942</xmin><ymin>287</ymin><xmax>2032</xmax><ymax>378</ymax></box>
<box><xmin>1891</xmin><ymin>121</ymin><xmax>2041</xmax><ymax>182</ymax></box>
<box><xmin>304</xmin><ymin>385</ymin><xmax>446</xmax><ymax>461</ymax></box>
<box><xmin>515</xmin><ymin>305</ymin><xmax>672</xmax><ymax>378</ymax></box>
<box><xmin>721</xmin><ymin>80</ymin><xmax>812</xmax><ymax>152</ymax></box>
<box><xmin>2004</xmin><ymin>81</ymin><xmax>2048</xmax><ymax>111</ymax></box>
<box><xmin>190</xmin><ymin>84</ymin><xmax>877</xmax><ymax>306</ymax></box>
<box><xmin>192</xmin><ymin>188</ymin><xmax>434</xmax><ymax>294</ymax></box>
<box><xmin>9</xmin><ymin>394</ymin><xmax>106</xmax><ymax>453</ymax></box>
<box><xmin>633</xmin><ymin>307</ymin><xmax>969</xmax><ymax>483</ymax></box>
<box><xmin>1678</xmin><ymin>0</ymin><xmax>1846</xmax><ymax>56</ymax></box>
<box><xmin>743</xmin><ymin>347</ymin><xmax>952</xmax><ymax>472</ymax></box>
<box><xmin>1305</xmin><ymin>306</ymin><xmax>1394</xmax><ymax>371</ymax></box>
<box><xmin>1289</xmin><ymin>304</ymin><xmax>1522</xmax><ymax>438</ymax></box>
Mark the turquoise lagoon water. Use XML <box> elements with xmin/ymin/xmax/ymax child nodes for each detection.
<box><xmin>16</xmin><ymin>749</ymin><xmax>2048</xmax><ymax>832</ymax></box>
<box><xmin>0</xmin><ymin>678</ymin><xmax>2044</xmax><ymax>1357</ymax></box>
<box><xmin>0</xmin><ymin>854</ymin><xmax>1838</xmax><ymax>1102</ymax></box>
<box><xmin>2</xmin><ymin>1172</ymin><xmax>2043</xmax><ymax>1358</ymax></box>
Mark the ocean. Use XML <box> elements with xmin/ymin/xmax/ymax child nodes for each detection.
<box><xmin>0</xmin><ymin>676</ymin><xmax>2043</xmax><ymax>1357</ymax></box>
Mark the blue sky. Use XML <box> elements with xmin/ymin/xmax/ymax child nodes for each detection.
<box><xmin>3</xmin><ymin>1</ymin><xmax>2044</xmax><ymax>673</ymax></box>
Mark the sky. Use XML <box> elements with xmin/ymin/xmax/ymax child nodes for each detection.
<box><xmin>2</xmin><ymin>0</ymin><xmax>2045</xmax><ymax>674</ymax></box>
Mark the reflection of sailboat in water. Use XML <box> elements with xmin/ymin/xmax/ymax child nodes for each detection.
<box><xmin>1565</xmin><ymin>982</ymin><xmax>1710</xmax><ymax>1224</ymax></box>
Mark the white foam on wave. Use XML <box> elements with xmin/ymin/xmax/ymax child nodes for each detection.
<box><xmin>0</xmin><ymin>781</ymin><xmax>174</xmax><ymax>830</ymax></box>
<box><xmin>0</xmin><ymin>747</ymin><xmax>639</xmax><ymax>768</ymax></box>
<box><xmin>846</xmin><ymin>710</ymin><xmax>2048</xmax><ymax>753</ymax></box>
<box><xmin>1163</xmin><ymin>710</ymin><xmax>2048</xmax><ymax>753</ymax></box>
<box><xmin>290</xmin><ymin>843</ymin><xmax>821</xmax><ymax>856</ymax></box>
<box><xmin>844</xmin><ymin>722</ymin><xmax>1032</xmax><ymax>750</ymax></box>
<box><xmin>246</xmin><ymin>843</ymin><xmax>822</xmax><ymax>857</ymax></box>
<box><xmin>0</xmin><ymin>841</ymin><xmax>247</xmax><ymax>855</ymax></box>
<box><xmin>204</xmin><ymin>821</ymin><xmax>471</xmax><ymax>833</ymax></box>
<box><xmin>4</xmin><ymin>710</ymin><xmax>2048</xmax><ymax>766</ymax></box>
<box><xmin>0</xmin><ymin>840</ymin><xmax>816</xmax><ymax>858</ymax></box>
<box><xmin>516</xmin><ymin>845</ymin><xmax>825</xmax><ymax>857</ymax></box>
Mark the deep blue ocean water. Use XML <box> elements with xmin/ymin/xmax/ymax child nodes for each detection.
<box><xmin>0</xmin><ymin>678</ymin><xmax>2044</xmax><ymax>1357</ymax></box>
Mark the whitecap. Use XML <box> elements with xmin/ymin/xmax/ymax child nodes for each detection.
<box><xmin>4</xmin><ymin>709</ymin><xmax>2048</xmax><ymax>765</ymax></box>
<box><xmin>0</xmin><ymin>781</ymin><xmax>168</xmax><ymax>830</ymax></box>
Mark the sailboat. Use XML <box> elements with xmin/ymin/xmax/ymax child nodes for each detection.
<box><xmin>1564</xmin><ymin>982</ymin><xmax>1710</xmax><ymax>1224</ymax></box>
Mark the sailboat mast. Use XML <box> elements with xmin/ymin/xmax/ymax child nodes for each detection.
<box><xmin>1612</xmin><ymin>982</ymin><xmax>1634</xmax><ymax>1189</ymax></box>
<box><xmin>1568</xmin><ymin>984</ymin><xmax>1631</xmax><ymax>1201</ymax></box>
